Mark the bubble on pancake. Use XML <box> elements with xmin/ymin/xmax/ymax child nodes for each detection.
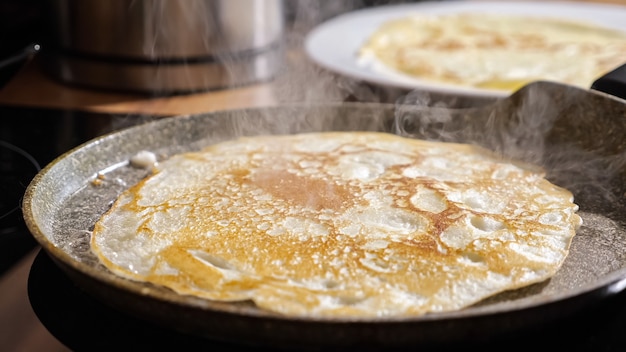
<box><xmin>91</xmin><ymin>131</ymin><xmax>582</xmax><ymax>317</ymax></box>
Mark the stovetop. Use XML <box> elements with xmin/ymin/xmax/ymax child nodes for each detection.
<box><xmin>4</xmin><ymin>104</ymin><xmax>626</xmax><ymax>352</ymax></box>
<box><xmin>1</xmin><ymin>107</ymin><xmax>62</xmax><ymax>273</ymax></box>
<box><xmin>0</xmin><ymin>105</ymin><xmax>132</xmax><ymax>274</ymax></box>
<box><xmin>3</xmin><ymin>99</ymin><xmax>626</xmax><ymax>352</ymax></box>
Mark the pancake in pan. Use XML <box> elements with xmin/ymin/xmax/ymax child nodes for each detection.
<box><xmin>90</xmin><ymin>131</ymin><xmax>582</xmax><ymax>317</ymax></box>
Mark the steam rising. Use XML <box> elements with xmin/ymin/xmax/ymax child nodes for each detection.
<box><xmin>96</xmin><ymin>1</ymin><xmax>626</xmax><ymax>219</ymax></box>
<box><xmin>272</xmin><ymin>1</ymin><xmax>386</xmax><ymax>104</ymax></box>
<box><xmin>395</xmin><ymin>81</ymin><xmax>626</xmax><ymax>215</ymax></box>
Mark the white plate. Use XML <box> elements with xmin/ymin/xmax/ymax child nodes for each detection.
<box><xmin>304</xmin><ymin>1</ymin><xmax>626</xmax><ymax>98</ymax></box>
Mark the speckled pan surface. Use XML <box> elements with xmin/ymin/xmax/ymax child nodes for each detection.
<box><xmin>22</xmin><ymin>81</ymin><xmax>626</xmax><ymax>348</ymax></box>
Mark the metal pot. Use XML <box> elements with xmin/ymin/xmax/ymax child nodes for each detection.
<box><xmin>41</xmin><ymin>0</ymin><xmax>285</xmax><ymax>94</ymax></box>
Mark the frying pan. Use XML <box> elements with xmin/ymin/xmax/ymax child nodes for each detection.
<box><xmin>22</xmin><ymin>78</ymin><xmax>626</xmax><ymax>350</ymax></box>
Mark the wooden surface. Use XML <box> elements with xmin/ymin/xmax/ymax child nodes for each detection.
<box><xmin>1</xmin><ymin>1</ymin><xmax>624</xmax><ymax>350</ymax></box>
<box><xmin>0</xmin><ymin>58</ymin><xmax>279</xmax><ymax>116</ymax></box>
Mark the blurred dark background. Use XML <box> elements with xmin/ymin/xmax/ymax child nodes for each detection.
<box><xmin>0</xmin><ymin>0</ymin><xmax>46</xmax><ymax>274</ymax></box>
<box><xmin>0</xmin><ymin>0</ymin><xmax>43</xmax><ymax>87</ymax></box>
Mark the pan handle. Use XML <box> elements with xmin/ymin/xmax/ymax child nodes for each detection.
<box><xmin>591</xmin><ymin>63</ymin><xmax>626</xmax><ymax>100</ymax></box>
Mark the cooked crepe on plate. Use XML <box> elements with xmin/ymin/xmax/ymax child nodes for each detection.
<box><xmin>358</xmin><ymin>13</ymin><xmax>626</xmax><ymax>92</ymax></box>
<box><xmin>90</xmin><ymin>132</ymin><xmax>582</xmax><ymax>318</ymax></box>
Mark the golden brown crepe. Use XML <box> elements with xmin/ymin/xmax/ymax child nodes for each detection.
<box><xmin>91</xmin><ymin>132</ymin><xmax>582</xmax><ymax>317</ymax></box>
<box><xmin>358</xmin><ymin>13</ymin><xmax>626</xmax><ymax>92</ymax></box>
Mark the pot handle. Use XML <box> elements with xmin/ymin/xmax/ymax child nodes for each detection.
<box><xmin>591</xmin><ymin>63</ymin><xmax>626</xmax><ymax>100</ymax></box>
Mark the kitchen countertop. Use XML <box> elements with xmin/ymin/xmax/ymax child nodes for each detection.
<box><xmin>2</xmin><ymin>0</ymin><xmax>623</xmax><ymax>117</ymax></box>
<box><xmin>1</xmin><ymin>0</ymin><xmax>624</xmax><ymax>350</ymax></box>
<box><xmin>0</xmin><ymin>56</ymin><xmax>280</xmax><ymax>116</ymax></box>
